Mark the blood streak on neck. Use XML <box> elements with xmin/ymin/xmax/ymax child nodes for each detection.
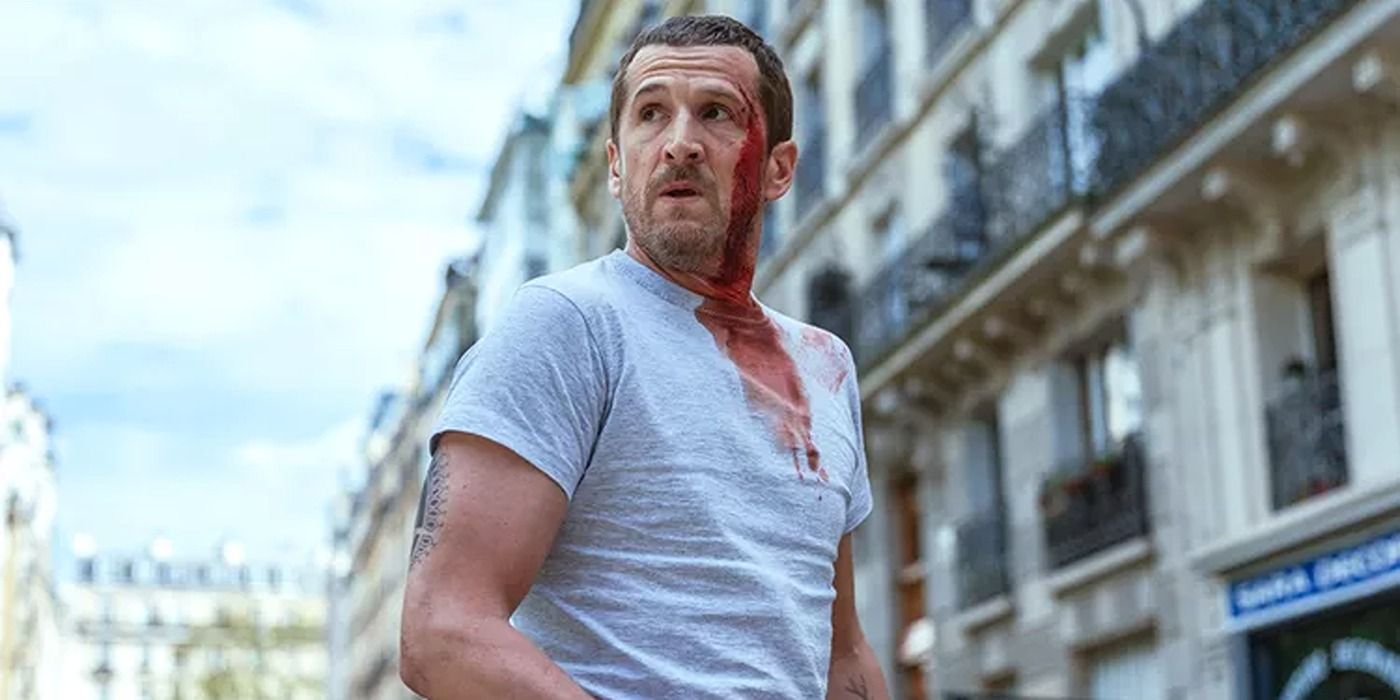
<box><xmin>694</xmin><ymin>101</ymin><xmax>827</xmax><ymax>484</ymax></box>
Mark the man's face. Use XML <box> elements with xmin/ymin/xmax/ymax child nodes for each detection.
<box><xmin>607</xmin><ymin>44</ymin><xmax>793</xmax><ymax>278</ymax></box>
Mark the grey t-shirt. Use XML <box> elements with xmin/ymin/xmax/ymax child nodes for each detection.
<box><xmin>432</xmin><ymin>250</ymin><xmax>873</xmax><ymax>699</ymax></box>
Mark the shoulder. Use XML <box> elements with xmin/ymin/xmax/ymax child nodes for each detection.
<box><xmin>520</xmin><ymin>255</ymin><xmax>619</xmax><ymax>317</ymax></box>
<box><xmin>487</xmin><ymin>256</ymin><xmax>625</xmax><ymax>370</ymax></box>
<box><xmin>768</xmin><ymin>307</ymin><xmax>856</xmax><ymax>365</ymax></box>
<box><xmin>766</xmin><ymin>307</ymin><xmax>860</xmax><ymax>395</ymax></box>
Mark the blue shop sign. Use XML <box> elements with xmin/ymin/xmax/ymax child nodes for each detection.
<box><xmin>1229</xmin><ymin>528</ymin><xmax>1400</xmax><ymax>623</ymax></box>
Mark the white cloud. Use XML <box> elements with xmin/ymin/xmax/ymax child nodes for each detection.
<box><xmin>235</xmin><ymin>415</ymin><xmax>362</xmax><ymax>485</ymax></box>
<box><xmin>0</xmin><ymin>0</ymin><xmax>575</xmax><ymax>561</ymax></box>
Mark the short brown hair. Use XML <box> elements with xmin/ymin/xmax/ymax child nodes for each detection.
<box><xmin>609</xmin><ymin>15</ymin><xmax>793</xmax><ymax>152</ymax></box>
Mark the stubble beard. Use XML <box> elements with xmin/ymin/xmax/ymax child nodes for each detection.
<box><xmin>622</xmin><ymin>178</ymin><xmax>728</xmax><ymax>276</ymax></box>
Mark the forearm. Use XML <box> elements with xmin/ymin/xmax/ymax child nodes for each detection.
<box><xmin>400</xmin><ymin>617</ymin><xmax>593</xmax><ymax>700</ymax></box>
<box><xmin>826</xmin><ymin>640</ymin><xmax>892</xmax><ymax>700</ymax></box>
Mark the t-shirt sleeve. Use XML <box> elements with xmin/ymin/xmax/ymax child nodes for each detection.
<box><xmin>430</xmin><ymin>284</ymin><xmax>609</xmax><ymax>500</ymax></box>
<box><xmin>843</xmin><ymin>354</ymin><xmax>874</xmax><ymax>534</ymax></box>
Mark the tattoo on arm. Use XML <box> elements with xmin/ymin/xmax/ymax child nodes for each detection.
<box><xmin>844</xmin><ymin>674</ymin><xmax>870</xmax><ymax>700</ymax></box>
<box><xmin>409</xmin><ymin>450</ymin><xmax>450</xmax><ymax>568</ymax></box>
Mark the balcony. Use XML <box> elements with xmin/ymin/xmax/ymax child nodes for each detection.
<box><xmin>925</xmin><ymin>0</ymin><xmax>973</xmax><ymax>66</ymax></box>
<box><xmin>955</xmin><ymin>509</ymin><xmax>1010</xmax><ymax>608</ymax></box>
<box><xmin>807</xmin><ymin>267</ymin><xmax>855</xmax><ymax>346</ymax></box>
<box><xmin>854</xmin><ymin>193</ymin><xmax>984</xmax><ymax>366</ymax></box>
<box><xmin>854</xmin><ymin>47</ymin><xmax>894</xmax><ymax>147</ymax></box>
<box><xmin>1086</xmin><ymin>0</ymin><xmax>1360</xmax><ymax>199</ymax></box>
<box><xmin>794</xmin><ymin>125</ymin><xmax>826</xmax><ymax>216</ymax></box>
<box><xmin>982</xmin><ymin>97</ymin><xmax>1090</xmax><ymax>248</ymax></box>
<box><xmin>1039</xmin><ymin>434</ymin><xmax>1150</xmax><ymax>570</ymax></box>
<box><xmin>1267</xmin><ymin>367</ymin><xmax>1347</xmax><ymax>510</ymax></box>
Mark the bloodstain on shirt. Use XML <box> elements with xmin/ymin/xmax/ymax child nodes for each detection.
<box><xmin>694</xmin><ymin>99</ymin><xmax>828</xmax><ymax>484</ymax></box>
<box><xmin>801</xmin><ymin>328</ymin><xmax>850</xmax><ymax>393</ymax></box>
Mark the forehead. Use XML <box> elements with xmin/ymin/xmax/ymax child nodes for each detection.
<box><xmin>625</xmin><ymin>44</ymin><xmax>760</xmax><ymax>100</ymax></box>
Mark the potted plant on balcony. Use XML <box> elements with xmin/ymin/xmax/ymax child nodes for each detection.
<box><xmin>1089</xmin><ymin>443</ymin><xmax>1123</xmax><ymax>481</ymax></box>
<box><xmin>1038</xmin><ymin>472</ymin><xmax>1072</xmax><ymax>517</ymax></box>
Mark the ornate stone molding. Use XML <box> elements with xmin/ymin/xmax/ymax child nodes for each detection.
<box><xmin>1353</xmin><ymin>48</ymin><xmax>1400</xmax><ymax>107</ymax></box>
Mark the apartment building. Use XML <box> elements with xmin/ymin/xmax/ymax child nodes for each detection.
<box><xmin>560</xmin><ymin>0</ymin><xmax>1400</xmax><ymax>698</ymax></box>
<box><xmin>0</xmin><ymin>387</ymin><xmax>60</xmax><ymax>700</ymax></box>
<box><xmin>59</xmin><ymin>543</ymin><xmax>326</xmax><ymax>700</ymax></box>
<box><xmin>0</xmin><ymin>200</ymin><xmax>63</xmax><ymax>700</ymax></box>
<box><xmin>333</xmin><ymin>255</ymin><xmax>480</xmax><ymax>700</ymax></box>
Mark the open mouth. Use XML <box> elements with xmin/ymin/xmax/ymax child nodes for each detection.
<box><xmin>659</xmin><ymin>183</ymin><xmax>702</xmax><ymax>199</ymax></box>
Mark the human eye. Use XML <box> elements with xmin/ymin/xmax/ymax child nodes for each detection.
<box><xmin>637</xmin><ymin>104</ymin><xmax>663</xmax><ymax>122</ymax></box>
<box><xmin>701</xmin><ymin>103</ymin><xmax>733</xmax><ymax>121</ymax></box>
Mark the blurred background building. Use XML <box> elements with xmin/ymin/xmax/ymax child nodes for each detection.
<box><xmin>326</xmin><ymin>0</ymin><xmax>1400</xmax><ymax>698</ymax></box>
<box><xmin>59</xmin><ymin>540</ymin><xmax>326</xmax><ymax>700</ymax></box>
<box><xmin>551</xmin><ymin>0</ymin><xmax>1400</xmax><ymax>697</ymax></box>
<box><xmin>328</xmin><ymin>257</ymin><xmax>480</xmax><ymax>700</ymax></box>
<box><xmin>0</xmin><ymin>200</ymin><xmax>62</xmax><ymax>700</ymax></box>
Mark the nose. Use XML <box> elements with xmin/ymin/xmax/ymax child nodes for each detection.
<box><xmin>662</xmin><ymin>112</ymin><xmax>704</xmax><ymax>164</ymax></box>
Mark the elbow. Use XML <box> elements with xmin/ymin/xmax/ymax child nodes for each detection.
<box><xmin>400</xmin><ymin>603</ymin><xmax>501</xmax><ymax>695</ymax></box>
<box><xmin>399</xmin><ymin>605</ymin><xmax>469</xmax><ymax>695</ymax></box>
<box><xmin>398</xmin><ymin>616</ymin><xmax>437</xmax><ymax>695</ymax></box>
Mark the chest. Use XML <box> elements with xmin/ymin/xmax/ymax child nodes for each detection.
<box><xmin>574</xmin><ymin>315</ymin><xmax>859</xmax><ymax>547</ymax></box>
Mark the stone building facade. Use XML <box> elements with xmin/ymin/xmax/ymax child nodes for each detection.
<box><xmin>560</xmin><ymin>0</ymin><xmax>1400</xmax><ymax>698</ymax></box>
<box><xmin>59</xmin><ymin>546</ymin><xmax>326</xmax><ymax>700</ymax></box>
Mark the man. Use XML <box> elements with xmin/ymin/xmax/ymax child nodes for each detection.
<box><xmin>400</xmin><ymin>15</ymin><xmax>892</xmax><ymax>700</ymax></box>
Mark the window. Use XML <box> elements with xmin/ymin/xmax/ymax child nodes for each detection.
<box><xmin>759</xmin><ymin>205</ymin><xmax>780</xmax><ymax>261</ymax></box>
<box><xmin>1306</xmin><ymin>271</ymin><xmax>1337</xmax><ymax>372</ymax></box>
<box><xmin>524</xmin><ymin>254</ymin><xmax>548</xmax><ymax>281</ymax></box>
<box><xmin>801</xmin><ymin>67</ymin><xmax>824</xmax><ymax>144</ymax></box>
<box><xmin>964</xmin><ymin>406</ymin><xmax>1003</xmax><ymax>512</ymax></box>
<box><xmin>1070</xmin><ymin>330</ymin><xmax>1142</xmax><ymax>460</ymax></box>
<box><xmin>855</xmin><ymin>0</ymin><xmax>894</xmax><ymax>142</ymax></box>
<box><xmin>1088</xmin><ymin>637</ymin><xmax>1164</xmax><ymax>700</ymax></box>
<box><xmin>745</xmin><ymin>0</ymin><xmax>768</xmax><ymax>39</ymax></box>
<box><xmin>859</xmin><ymin>0</ymin><xmax>891</xmax><ymax>69</ymax></box>
<box><xmin>795</xmin><ymin>66</ymin><xmax>827</xmax><ymax>211</ymax></box>
<box><xmin>1053</xmin><ymin>0</ymin><xmax>1114</xmax><ymax>193</ymax></box>
<box><xmin>943</xmin><ymin>123</ymin><xmax>987</xmax><ymax>262</ymax></box>
<box><xmin>806</xmin><ymin>267</ymin><xmax>853</xmax><ymax>344</ymax></box>
<box><xmin>1257</xmin><ymin>260</ymin><xmax>1346</xmax><ymax>510</ymax></box>
<box><xmin>1057</xmin><ymin>2</ymin><xmax>1115</xmax><ymax>98</ymax></box>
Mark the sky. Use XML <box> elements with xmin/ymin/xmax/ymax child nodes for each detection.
<box><xmin>0</xmin><ymin>0</ymin><xmax>575</xmax><ymax>572</ymax></box>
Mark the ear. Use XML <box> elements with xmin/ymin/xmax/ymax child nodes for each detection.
<box><xmin>762</xmin><ymin>139</ymin><xmax>798</xmax><ymax>203</ymax></box>
<box><xmin>606</xmin><ymin>139</ymin><xmax>622</xmax><ymax>199</ymax></box>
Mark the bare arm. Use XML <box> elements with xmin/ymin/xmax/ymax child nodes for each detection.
<box><xmin>826</xmin><ymin>533</ymin><xmax>892</xmax><ymax>700</ymax></box>
<box><xmin>399</xmin><ymin>432</ymin><xmax>593</xmax><ymax>700</ymax></box>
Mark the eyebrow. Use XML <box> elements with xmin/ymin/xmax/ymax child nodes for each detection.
<box><xmin>629</xmin><ymin>81</ymin><xmax>747</xmax><ymax>108</ymax></box>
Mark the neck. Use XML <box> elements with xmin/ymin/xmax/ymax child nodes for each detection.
<box><xmin>625</xmin><ymin>239</ymin><xmax>757</xmax><ymax>309</ymax></box>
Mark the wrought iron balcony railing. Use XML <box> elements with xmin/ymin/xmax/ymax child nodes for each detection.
<box><xmin>1267</xmin><ymin>367</ymin><xmax>1347</xmax><ymax>510</ymax></box>
<box><xmin>925</xmin><ymin>0</ymin><xmax>974</xmax><ymax>65</ymax></box>
<box><xmin>1040</xmin><ymin>433</ymin><xmax>1150</xmax><ymax>570</ymax></box>
<box><xmin>853</xmin><ymin>185</ymin><xmax>987</xmax><ymax>365</ymax></box>
<box><xmin>955</xmin><ymin>508</ymin><xmax>1010</xmax><ymax>608</ymax></box>
<box><xmin>982</xmin><ymin>96</ymin><xmax>1092</xmax><ymax>247</ymax></box>
<box><xmin>1086</xmin><ymin>0</ymin><xmax>1359</xmax><ymax>198</ymax></box>
<box><xmin>844</xmin><ymin>0</ymin><xmax>1360</xmax><ymax>376</ymax></box>
<box><xmin>795</xmin><ymin>125</ymin><xmax>827</xmax><ymax>216</ymax></box>
<box><xmin>807</xmin><ymin>267</ymin><xmax>855</xmax><ymax>346</ymax></box>
<box><xmin>854</xmin><ymin>100</ymin><xmax>1090</xmax><ymax>367</ymax></box>
<box><xmin>855</xmin><ymin>46</ymin><xmax>895</xmax><ymax>146</ymax></box>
